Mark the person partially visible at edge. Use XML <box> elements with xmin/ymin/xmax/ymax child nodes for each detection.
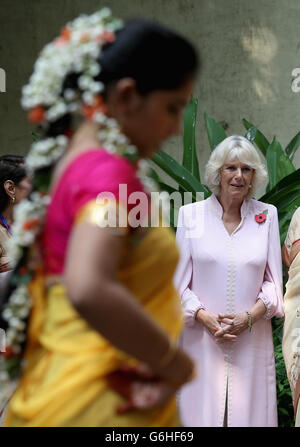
<box><xmin>175</xmin><ymin>135</ymin><xmax>284</xmax><ymax>427</ymax></box>
<box><xmin>2</xmin><ymin>10</ymin><xmax>199</xmax><ymax>427</ymax></box>
<box><xmin>282</xmin><ymin>208</ymin><xmax>300</xmax><ymax>426</ymax></box>
<box><xmin>0</xmin><ymin>155</ymin><xmax>31</xmax><ymax>274</ymax></box>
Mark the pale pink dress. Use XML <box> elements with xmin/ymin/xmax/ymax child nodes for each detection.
<box><xmin>174</xmin><ymin>194</ymin><xmax>284</xmax><ymax>427</ymax></box>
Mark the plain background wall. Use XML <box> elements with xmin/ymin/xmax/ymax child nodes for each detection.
<box><xmin>1</xmin><ymin>0</ymin><xmax>300</xmax><ymax>197</ymax></box>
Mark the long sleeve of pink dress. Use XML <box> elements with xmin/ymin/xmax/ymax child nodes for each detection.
<box><xmin>174</xmin><ymin>194</ymin><xmax>284</xmax><ymax>427</ymax></box>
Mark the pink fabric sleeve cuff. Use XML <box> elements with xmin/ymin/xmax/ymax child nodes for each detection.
<box><xmin>256</xmin><ymin>292</ymin><xmax>273</xmax><ymax>320</ymax></box>
<box><xmin>182</xmin><ymin>289</ymin><xmax>205</xmax><ymax>327</ymax></box>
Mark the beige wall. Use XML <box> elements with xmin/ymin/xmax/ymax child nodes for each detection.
<box><xmin>1</xmin><ymin>0</ymin><xmax>300</xmax><ymax>196</ymax></box>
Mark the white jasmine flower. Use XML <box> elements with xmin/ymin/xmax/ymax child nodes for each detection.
<box><xmin>0</xmin><ymin>371</ymin><xmax>9</xmax><ymax>382</ymax></box>
<box><xmin>89</xmin><ymin>81</ymin><xmax>104</xmax><ymax>94</ymax></box>
<box><xmin>78</xmin><ymin>75</ymin><xmax>92</xmax><ymax>90</ymax></box>
<box><xmin>82</xmin><ymin>91</ymin><xmax>95</xmax><ymax>105</ymax></box>
<box><xmin>64</xmin><ymin>89</ymin><xmax>76</xmax><ymax>101</ymax></box>
<box><xmin>2</xmin><ymin>308</ymin><xmax>13</xmax><ymax>321</ymax></box>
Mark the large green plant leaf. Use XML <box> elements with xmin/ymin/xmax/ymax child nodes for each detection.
<box><xmin>261</xmin><ymin>168</ymin><xmax>300</xmax><ymax>202</ymax></box>
<box><xmin>276</xmin><ymin>190</ymin><xmax>300</xmax><ymax>213</ymax></box>
<box><xmin>242</xmin><ymin>119</ymin><xmax>270</xmax><ymax>156</ymax></box>
<box><xmin>204</xmin><ymin>112</ymin><xmax>227</xmax><ymax>151</ymax></box>
<box><xmin>245</xmin><ymin>126</ymin><xmax>257</xmax><ymax>143</ymax></box>
<box><xmin>183</xmin><ymin>97</ymin><xmax>200</xmax><ymax>181</ymax></box>
<box><xmin>285</xmin><ymin>130</ymin><xmax>300</xmax><ymax>161</ymax></box>
<box><xmin>278</xmin><ymin>209</ymin><xmax>297</xmax><ymax>245</ymax></box>
<box><xmin>266</xmin><ymin>138</ymin><xmax>295</xmax><ymax>190</ymax></box>
<box><xmin>152</xmin><ymin>150</ymin><xmax>211</xmax><ymax>200</ymax></box>
<box><xmin>259</xmin><ymin>170</ymin><xmax>300</xmax><ymax>241</ymax></box>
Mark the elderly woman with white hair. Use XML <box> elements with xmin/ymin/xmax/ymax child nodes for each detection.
<box><xmin>175</xmin><ymin>135</ymin><xmax>284</xmax><ymax>427</ymax></box>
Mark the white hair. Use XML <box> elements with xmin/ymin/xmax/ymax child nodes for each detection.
<box><xmin>204</xmin><ymin>135</ymin><xmax>268</xmax><ymax>199</ymax></box>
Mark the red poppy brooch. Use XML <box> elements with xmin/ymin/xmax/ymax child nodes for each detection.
<box><xmin>255</xmin><ymin>209</ymin><xmax>268</xmax><ymax>224</ymax></box>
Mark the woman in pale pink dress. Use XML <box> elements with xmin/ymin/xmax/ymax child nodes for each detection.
<box><xmin>175</xmin><ymin>135</ymin><xmax>284</xmax><ymax>427</ymax></box>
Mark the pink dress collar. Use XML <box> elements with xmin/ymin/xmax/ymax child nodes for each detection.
<box><xmin>208</xmin><ymin>193</ymin><xmax>251</xmax><ymax>219</ymax></box>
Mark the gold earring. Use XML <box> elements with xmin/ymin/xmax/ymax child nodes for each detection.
<box><xmin>11</xmin><ymin>196</ymin><xmax>15</xmax><ymax>203</ymax></box>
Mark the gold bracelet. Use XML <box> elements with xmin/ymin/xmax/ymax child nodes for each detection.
<box><xmin>157</xmin><ymin>339</ymin><xmax>178</xmax><ymax>371</ymax></box>
<box><xmin>246</xmin><ymin>311</ymin><xmax>253</xmax><ymax>332</ymax></box>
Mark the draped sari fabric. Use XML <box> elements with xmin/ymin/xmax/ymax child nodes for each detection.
<box><xmin>283</xmin><ymin>207</ymin><xmax>300</xmax><ymax>426</ymax></box>
<box><xmin>4</xmin><ymin>149</ymin><xmax>182</xmax><ymax>427</ymax></box>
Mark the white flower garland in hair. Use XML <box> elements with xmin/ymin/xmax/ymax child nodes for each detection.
<box><xmin>26</xmin><ymin>136</ymin><xmax>69</xmax><ymax>171</ymax></box>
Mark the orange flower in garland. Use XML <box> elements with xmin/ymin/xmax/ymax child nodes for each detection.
<box><xmin>96</xmin><ymin>31</ymin><xmax>116</xmax><ymax>44</ymax></box>
<box><xmin>28</xmin><ymin>106</ymin><xmax>45</xmax><ymax>124</ymax></box>
<box><xmin>80</xmin><ymin>33</ymin><xmax>90</xmax><ymax>43</ymax></box>
<box><xmin>54</xmin><ymin>27</ymin><xmax>71</xmax><ymax>47</ymax></box>
<box><xmin>82</xmin><ymin>95</ymin><xmax>107</xmax><ymax>119</ymax></box>
<box><xmin>60</xmin><ymin>27</ymin><xmax>71</xmax><ymax>42</ymax></box>
<box><xmin>2</xmin><ymin>346</ymin><xmax>16</xmax><ymax>360</ymax></box>
<box><xmin>22</xmin><ymin>218</ymin><xmax>41</xmax><ymax>231</ymax></box>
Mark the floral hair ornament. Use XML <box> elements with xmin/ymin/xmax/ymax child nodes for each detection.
<box><xmin>255</xmin><ymin>209</ymin><xmax>268</xmax><ymax>224</ymax></box>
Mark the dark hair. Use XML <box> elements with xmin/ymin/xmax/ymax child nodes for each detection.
<box><xmin>48</xmin><ymin>19</ymin><xmax>199</xmax><ymax>137</ymax></box>
<box><xmin>98</xmin><ymin>19</ymin><xmax>199</xmax><ymax>94</ymax></box>
<box><xmin>0</xmin><ymin>155</ymin><xmax>26</xmax><ymax>213</ymax></box>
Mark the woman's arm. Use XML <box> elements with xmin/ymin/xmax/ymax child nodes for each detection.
<box><xmin>289</xmin><ymin>240</ymin><xmax>300</xmax><ymax>266</ymax></box>
<box><xmin>65</xmin><ymin>221</ymin><xmax>194</xmax><ymax>384</ymax></box>
<box><xmin>174</xmin><ymin>206</ymin><xmax>206</xmax><ymax>327</ymax></box>
<box><xmin>255</xmin><ymin>205</ymin><xmax>284</xmax><ymax>319</ymax></box>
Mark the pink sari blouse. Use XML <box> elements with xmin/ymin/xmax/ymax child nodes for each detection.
<box><xmin>41</xmin><ymin>149</ymin><xmax>144</xmax><ymax>274</ymax></box>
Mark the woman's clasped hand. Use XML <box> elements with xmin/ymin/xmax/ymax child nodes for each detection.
<box><xmin>106</xmin><ymin>363</ymin><xmax>182</xmax><ymax>413</ymax></box>
<box><xmin>196</xmin><ymin>309</ymin><xmax>250</xmax><ymax>343</ymax></box>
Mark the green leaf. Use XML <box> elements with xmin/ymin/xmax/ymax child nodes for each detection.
<box><xmin>183</xmin><ymin>97</ymin><xmax>200</xmax><ymax>181</ymax></box>
<box><xmin>4</xmin><ymin>357</ymin><xmax>22</xmax><ymax>379</ymax></box>
<box><xmin>266</xmin><ymin>138</ymin><xmax>295</xmax><ymax>190</ymax></box>
<box><xmin>33</xmin><ymin>170</ymin><xmax>52</xmax><ymax>193</ymax></box>
<box><xmin>276</xmin><ymin>192</ymin><xmax>300</xmax><ymax>213</ymax></box>
<box><xmin>148</xmin><ymin>167</ymin><xmax>162</xmax><ymax>183</ymax></box>
<box><xmin>11</xmin><ymin>273</ymin><xmax>32</xmax><ymax>286</ymax></box>
<box><xmin>204</xmin><ymin>111</ymin><xmax>227</xmax><ymax>151</ymax></box>
<box><xmin>285</xmin><ymin>130</ymin><xmax>300</xmax><ymax>161</ymax></box>
<box><xmin>261</xmin><ymin>168</ymin><xmax>300</xmax><ymax>203</ymax></box>
<box><xmin>245</xmin><ymin>126</ymin><xmax>257</xmax><ymax>143</ymax></box>
<box><xmin>242</xmin><ymin>119</ymin><xmax>270</xmax><ymax>156</ymax></box>
<box><xmin>279</xmin><ymin>209</ymin><xmax>296</xmax><ymax>244</ymax></box>
<box><xmin>32</xmin><ymin>132</ymin><xmax>41</xmax><ymax>142</ymax></box>
<box><xmin>152</xmin><ymin>150</ymin><xmax>211</xmax><ymax>200</ymax></box>
<box><xmin>278</xmin><ymin>408</ymin><xmax>289</xmax><ymax>417</ymax></box>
